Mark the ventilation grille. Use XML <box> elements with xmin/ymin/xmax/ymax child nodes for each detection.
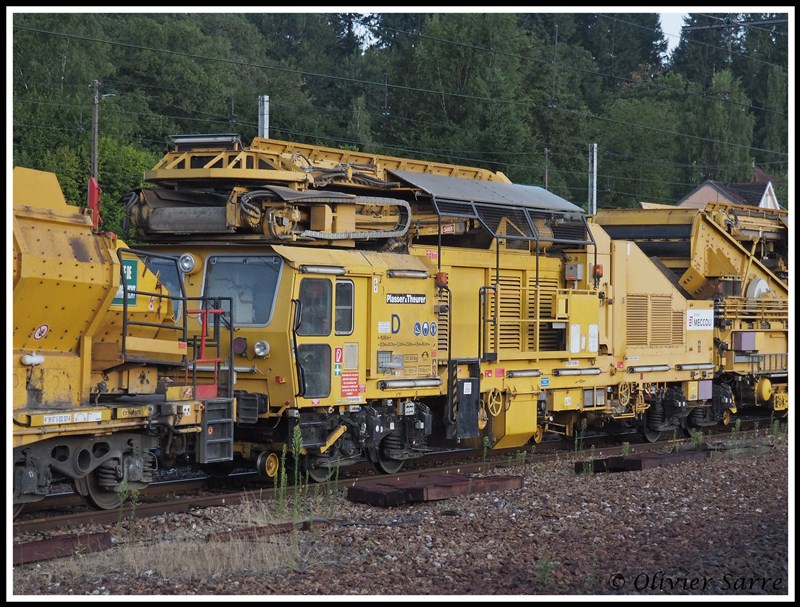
<box><xmin>626</xmin><ymin>295</ymin><xmax>650</xmax><ymax>346</ymax></box>
<box><xmin>626</xmin><ymin>294</ymin><xmax>683</xmax><ymax>347</ymax></box>
<box><xmin>672</xmin><ymin>310</ymin><xmax>684</xmax><ymax>345</ymax></box>
<box><xmin>651</xmin><ymin>296</ymin><xmax>672</xmax><ymax>346</ymax></box>
<box><xmin>497</xmin><ymin>274</ymin><xmax>522</xmax><ymax>350</ymax></box>
<box><xmin>528</xmin><ymin>277</ymin><xmax>561</xmax><ymax>351</ymax></box>
<box><xmin>437</xmin><ymin>290</ymin><xmax>449</xmax><ymax>356</ymax></box>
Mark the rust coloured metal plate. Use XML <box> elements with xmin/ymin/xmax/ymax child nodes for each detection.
<box><xmin>347</xmin><ymin>473</ymin><xmax>524</xmax><ymax>507</ymax></box>
<box><xmin>575</xmin><ymin>449</ymin><xmax>714</xmax><ymax>474</ymax></box>
<box><xmin>13</xmin><ymin>531</ymin><xmax>113</xmax><ymax>565</ymax></box>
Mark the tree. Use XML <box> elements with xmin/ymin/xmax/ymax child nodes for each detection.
<box><xmin>680</xmin><ymin>70</ymin><xmax>754</xmax><ymax>184</ymax></box>
<box><xmin>670</xmin><ymin>12</ymin><xmax>744</xmax><ymax>86</ymax></box>
<box><xmin>586</xmin><ymin>70</ymin><xmax>689</xmax><ymax>207</ymax></box>
<box><xmin>732</xmin><ymin>14</ymin><xmax>789</xmax><ymax>178</ymax></box>
<box><xmin>572</xmin><ymin>13</ymin><xmax>667</xmax><ymax>93</ymax></box>
<box><xmin>394</xmin><ymin>13</ymin><xmax>536</xmax><ymax>184</ymax></box>
<box><xmin>346</xmin><ymin>95</ymin><xmax>374</xmax><ymax>151</ymax></box>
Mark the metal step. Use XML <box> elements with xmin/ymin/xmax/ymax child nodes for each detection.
<box><xmin>197</xmin><ymin>398</ymin><xmax>234</xmax><ymax>464</ymax></box>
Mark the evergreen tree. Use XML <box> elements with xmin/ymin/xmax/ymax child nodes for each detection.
<box><xmin>12</xmin><ymin>11</ymin><xmax>787</xmax><ymax>213</ymax></box>
<box><xmin>680</xmin><ymin>69</ymin><xmax>755</xmax><ymax>184</ymax></box>
<box><xmin>591</xmin><ymin>70</ymin><xmax>687</xmax><ymax>208</ymax></box>
<box><xmin>572</xmin><ymin>13</ymin><xmax>667</xmax><ymax>93</ymax></box>
<box><xmin>670</xmin><ymin>12</ymin><xmax>744</xmax><ymax>86</ymax></box>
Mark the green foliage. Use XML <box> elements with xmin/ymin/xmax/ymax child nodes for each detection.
<box><xmin>482</xmin><ymin>434</ymin><xmax>491</xmax><ymax>462</ymax></box>
<box><xmin>594</xmin><ymin>95</ymin><xmax>681</xmax><ymax>208</ymax></box>
<box><xmin>581</xmin><ymin>445</ymin><xmax>596</xmax><ymax>475</ymax></box>
<box><xmin>12</xmin><ymin>11</ymin><xmax>787</xmax><ymax>212</ymax></box>
<box><xmin>346</xmin><ymin>95</ymin><xmax>374</xmax><ymax>151</ymax></box>
<box><xmin>276</xmin><ymin>444</ymin><xmax>288</xmax><ymax>517</ymax></box>
<box><xmin>291</xmin><ymin>425</ymin><xmax>304</xmax><ymax>522</ymax></box>
<box><xmin>574</xmin><ymin>417</ymin><xmax>588</xmax><ymax>453</ymax></box>
<box><xmin>116</xmin><ymin>482</ymin><xmax>140</xmax><ymax>540</ymax></box>
<box><xmin>689</xmin><ymin>428</ymin><xmax>705</xmax><ymax>450</ymax></box>
<box><xmin>769</xmin><ymin>412</ymin><xmax>782</xmax><ymax>437</ymax></box>
<box><xmin>680</xmin><ymin>69</ymin><xmax>755</xmax><ymax>185</ymax></box>
<box><xmin>731</xmin><ymin>417</ymin><xmax>743</xmax><ymax>442</ymax></box>
<box><xmin>536</xmin><ymin>555</ymin><xmax>558</xmax><ymax>586</ymax></box>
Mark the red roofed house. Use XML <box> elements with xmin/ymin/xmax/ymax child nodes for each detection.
<box><xmin>676</xmin><ymin>168</ymin><xmax>782</xmax><ymax>210</ymax></box>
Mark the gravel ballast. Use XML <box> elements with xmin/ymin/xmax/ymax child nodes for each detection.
<box><xmin>11</xmin><ymin>437</ymin><xmax>791</xmax><ymax>598</ymax></box>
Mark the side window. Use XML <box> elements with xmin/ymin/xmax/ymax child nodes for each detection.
<box><xmin>297</xmin><ymin>344</ymin><xmax>331</xmax><ymax>398</ymax></box>
<box><xmin>144</xmin><ymin>256</ymin><xmax>184</xmax><ymax>321</ymax></box>
<box><xmin>335</xmin><ymin>280</ymin><xmax>354</xmax><ymax>335</ymax></box>
<box><xmin>297</xmin><ymin>278</ymin><xmax>332</xmax><ymax>336</ymax></box>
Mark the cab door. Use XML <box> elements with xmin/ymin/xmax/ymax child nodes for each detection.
<box><xmin>293</xmin><ymin>275</ymin><xmax>367</xmax><ymax>407</ymax></box>
<box><xmin>332</xmin><ymin>277</ymin><xmax>368</xmax><ymax>407</ymax></box>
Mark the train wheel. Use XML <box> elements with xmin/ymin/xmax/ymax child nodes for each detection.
<box><xmin>375</xmin><ymin>452</ymin><xmax>404</xmax><ymax>474</ymax></box>
<box><xmin>156</xmin><ymin>452</ymin><xmax>177</xmax><ymax>469</ymax></box>
<box><xmin>301</xmin><ymin>456</ymin><xmax>334</xmax><ymax>483</ymax></box>
<box><xmin>373</xmin><ymin>432</ymin><xmax>405</xmax><ymax>474</ymax></box>
<box><xmin>721</xmin><ymin>410</ymin><xmax>731</xmax><ymax>426</ymax></box>
<box><xmin>257</xmin><ymin>451</ymin><xmax>280</xmax><ymax>480</ymax></box>
<box><xmin>72</xmin><ymin>470</ymin><xmax>124</xmax><ymax>510</ymax></box>
<box><xmin>640</xmin><ymin>428</ymin><xmax>661</xmax><ymax>443</ymax></box>
<box><xmin>477</xmin><ymin>406</ymin><xmax>488</xmax><ymax>431</ymax></box>
<box><xmin>532</xmin><ymin>425</ymin><xmax>544</xmax><ymax>444</ymax></box>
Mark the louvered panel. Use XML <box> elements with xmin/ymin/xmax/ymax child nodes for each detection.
<box><xmin>650</xmin><ymin>296</ymin><xmax>672</xmax><ymax>346</ymax></box>
<box><xmin>485</xmin><ymin>288</ymin><xmax>496</xmax><ymax>348</ymax></box>
<box><xmin>437</xmin><ymin>290</ymin><xmax>449</xmax><ymax>355</ymax></box>
<box><xmin>672</xmin><ymin>310</ymin><xmax>684</xmax><ymax>345</ymax></box>
<box><xmin>495</xmin><ymin>273</ymin><xmax>522</xmax><ymax>350</ymax></box>
<box><xmin>528</xmin><ymin>277</ymin><xmax>560</xmax><ymax>351</ymax></box>
<box><xmin>626</xmin><ymin>295</ymin><xmax>649</xmax><ymax>346</ymax></box>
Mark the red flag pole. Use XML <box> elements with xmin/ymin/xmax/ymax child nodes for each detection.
<box><xmin>88</xmin><ymin>176</ymin><xmax>102</xmax><ymax>230</ymax></box>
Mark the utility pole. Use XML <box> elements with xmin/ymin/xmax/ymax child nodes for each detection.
<box><xmin>89</xmin><ymin>80</ymin><xmax>114</xmax><ymax>230</ymax></box>
<box><xmin>382</xmin><ymin>73</ymin><xmax>391</xmax><ymax>116</ymax></box>
<box><xmin>544</xmin><ymin>148</ymin><xmax>550</xmax><ymax>190</ymax></box>
<box><xmin>91</xmin><ymin>79</ymin><xmax>100</xmax><ymax>179</ymax></box>
<box><xmin>90</xmin><ymin>80</ymin><xmax>115</xmax><ymax>180</ymax></box>
<box><xmin>258</xmin><ymin>95</ymin><xmax>270</xmax><ymax>138</ymax></box>
<box><xmin>588</xmin><ymin>143</ymin><xmax>597</xmax><ymax>215</ymax></box>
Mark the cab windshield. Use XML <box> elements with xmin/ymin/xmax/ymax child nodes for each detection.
<box><xmin>204</xmin><ymin>255</ymin><xmax>282</xmax><ymax>326</ymax></box>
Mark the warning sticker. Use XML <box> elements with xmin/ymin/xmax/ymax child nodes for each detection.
<box><xmin>341</xmin><ymin>372</ymin><xmax>360</xmax><ymax>397</ymax></box>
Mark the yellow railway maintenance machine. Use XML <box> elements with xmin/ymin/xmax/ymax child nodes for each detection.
<box><xmin>13</xmin><ymin>167</ymin><xmax>235</xmax><ymax>515</ymax></box>
<box><xmin>595</xmin><ymin>202</ymin><xmax>789</xmax><ymax>423</ymax></box>
<box><xmin>119</xmin><ymin>135</ymin><xmax>776</xmax><ymax>481</ymax></box>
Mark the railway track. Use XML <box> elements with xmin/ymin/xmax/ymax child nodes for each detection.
<box><xmin>13</xmin><ymin>424</ymin><xmax>774</xmax><ymax>547</ymax></box>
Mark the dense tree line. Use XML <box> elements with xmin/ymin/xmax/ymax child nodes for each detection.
<box><xmin>11</xmin><ymin>12</ymin><xmax>789</xmax><ymax>235</ymax></box>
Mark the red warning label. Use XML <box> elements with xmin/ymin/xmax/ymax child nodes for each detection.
<box><xmin>341</xmin><ymin>372</ymin><xmax>360</xmax><ymax>397</ymax></box>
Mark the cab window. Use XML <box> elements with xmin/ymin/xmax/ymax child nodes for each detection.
<box><xmin>335</xmin><ymin>280</ymin><xmax>354</xmax><ymax>335</ymax></box>
<box><xmin>297</xmin><ymin>278</ymin><xmax>332</xmax><ymax>336</ymax></box>
<box><xmin>144</xmin><ymin>256</ymin><xmax>184</xmax><ymax>321</ymax></box>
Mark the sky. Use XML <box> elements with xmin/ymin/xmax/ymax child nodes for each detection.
<box><xmin>659</xmin><ymin>12</ymin><xmax>688</xmax><ymax>54</ymax></box>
